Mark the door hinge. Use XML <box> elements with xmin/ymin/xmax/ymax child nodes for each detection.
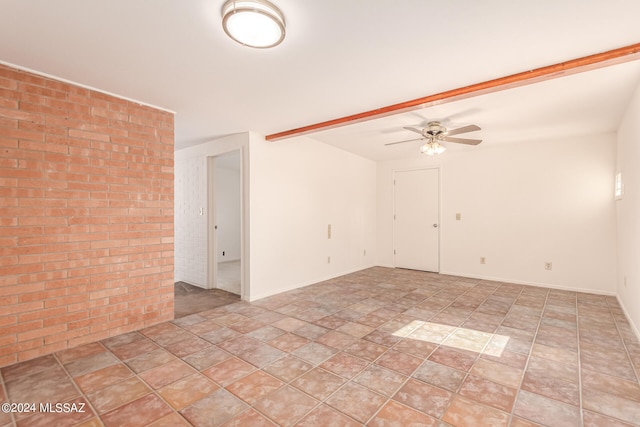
<box><xmin>393</xmin><ymin>214</ymin><xmax>396</xmax><ymax>220</ymax></box>
<box><xmin>393</xmin><ymin>249</ymin><xmax>396</xmax><ymax>255</ymax></box>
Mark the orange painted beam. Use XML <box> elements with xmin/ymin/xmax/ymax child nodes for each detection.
<box><xmin>266</xmin><ymin>43</ymin><xmax>640</xmax><ymax>141</ymax></box>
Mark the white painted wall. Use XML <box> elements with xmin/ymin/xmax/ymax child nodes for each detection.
<box><xmin>377</xmin><ymin>133</ymin><xmax>618</xmax><ymax>294</ymax></box>
<box><xmin>249</xmin><ymin>134</ymin><xmax>377</xmax><ymax>301</ymax></box>
<box><xmin>174</xmin><ymin>153</ymin><xmax>207</xmax><ymax>286</ymax></box>
<box><xmin>174</xmin><ymin>133</ymin><xmax>249</xmax><ymax>296</ymax></box>
<box><xmin>174</xmin><ymin>121</ymin><xmax>622</xmax><ymax>309</ymax></box>
<box><xmin>616</xmin><ymin>79</ymin><xmax>640</xmax><ymax>337</ymax></box>
<box><xmin>215</xmin><ymin>161</ymin><xmax>241</xmax><ymax>261</ymax></box>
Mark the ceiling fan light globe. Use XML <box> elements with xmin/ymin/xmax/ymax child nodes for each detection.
<box><xmin>420</xmin><ymin>141</ymin><xmax>446</xmax><ymax>156</ymax></box>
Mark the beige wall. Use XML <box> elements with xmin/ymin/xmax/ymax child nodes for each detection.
<box><xmin>377</xmin><ymin>133</ymin><xmax>618</xmax><ymax>294</ymax></box>
<box><xmin>249</xmin><ymin>134</ymin><xmax>377</xmax><ymax>301</ymax></box>
<box><xmin>616</xmin><ymin>78</ymin><xmax>640</xmax><ymax>337</ymax></box>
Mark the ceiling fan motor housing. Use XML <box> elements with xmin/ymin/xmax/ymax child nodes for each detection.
<box><xmin>426</xmin><ymin>121</ymin><xmax>446</xmax><ymax>137</ymax></box>
<box><xmin>389</xmin><ymin>121</ymin><xmax>481</xmax><ymax>148</ymax></box>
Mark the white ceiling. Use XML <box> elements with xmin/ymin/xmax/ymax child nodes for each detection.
<box><xmin>312</xmin><ymin>60</ymin><xmax>640</xmax><ymax>160</ymax></box>
<box><xmin>1</xmin><ymin>1</ymin><xmax>639</xmax><ymax>157</ymax></box>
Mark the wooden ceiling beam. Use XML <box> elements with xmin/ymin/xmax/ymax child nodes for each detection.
<box><xmin>265</xmin><ymin>42</ymin><xmax>640</xmax><ymax>141</ymax></box>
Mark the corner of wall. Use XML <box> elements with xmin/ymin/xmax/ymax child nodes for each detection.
<box><xmin>615</xmin><ymin>74</ymin><xmax>640</xmax><ymax>339</ymax></box>
<box><xmin>617</xmin><ymin>295</ymin><xmax>640</xmax><ymax>343</ymax></box>
<box><xmin>248</xmin><ymin>135</ymin><xmax>377</xmax><ymax>301</ymax></box>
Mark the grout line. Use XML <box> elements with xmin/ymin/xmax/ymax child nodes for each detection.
<box><xmin>246</xmin><ymin>277</ymin><xmax>431</xmax><ymax>425</ymax></box>
<box><xmin>133</xmin><ymin>324</ymin><xmax>238</xmax><ymax>426</ymax></box>
<box><xmin>10</xmin><ymin>269</ymin><xmax>639</xmax><ymax>426</ymax></box>
<box><xmin>610</xmin><ymin>300</ymin><xmax>640</xmax><ymax>385</ymax></box>
<box><xmin>52</xmin><ymin>350</ymin><xmax>104</xmax><ymax>427</ymax></box>
<box><xmin>359</xmin><ymin>277</ymin><xmax>517</xmax><ymax>424</ymax></box>
<box><xmin>496</xmin><ymin>285</ymin><xmax>528</xmax><ymax>426</ymax></box>
<box><xmin>189</xmin><ymin>298</ymin><xmax>410</xmax><ymax>423</ymax></box>
<box><xmin>170</xmin><ymin>304</ymin><xmax>328</xmax><ymax>426</ymax></box>
<box><xmin>0</xmin><ymin>367</ymin><xmax>17</xmax><ymax>427</ymax></box>
<box><xmin>420</xmin><ymin>278</ymin><xmax>510</xmax><ymax>423</ymax></box>
<box><xmin>576</xmin><ymin>297</ymin><xmax>586</xmax><ymax>427</ymax></box>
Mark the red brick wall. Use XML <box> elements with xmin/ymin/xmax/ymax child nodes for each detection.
<box><xmin>0</xmin><ymin>64</ymin><xmax>174</xmax><ymax>367</ymax></box>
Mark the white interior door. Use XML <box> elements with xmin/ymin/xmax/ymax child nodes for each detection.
<box><xmin>394</xmin><ymin>168</ymin><xmax>440</xmax><ymax>272</ymax></box>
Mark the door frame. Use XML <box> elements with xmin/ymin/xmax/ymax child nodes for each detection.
<box><xmin>207</xmin><ymin>149</ymin><xmax>245</xmax><ymax>299</ymax></box>
<box><xmin>392</xmin><ymin>166</ymin><xmax>442</xmax><ymax>272</ymax></box>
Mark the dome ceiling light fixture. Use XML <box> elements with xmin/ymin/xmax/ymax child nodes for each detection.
<box><xmin>221</xmin><ymin>0</ymin><xmax>286</xmax><ymax>48</ymax></box>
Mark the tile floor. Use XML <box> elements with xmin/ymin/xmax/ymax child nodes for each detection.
<box><xmin>2</xmin><ymin>267</ymin><xmax>640</xmax><ymax>427</ymax></box>
<box><xmin>174</xmin><ymin>282</ymin><xmax>240</xmax><ymax>318</ymax></box>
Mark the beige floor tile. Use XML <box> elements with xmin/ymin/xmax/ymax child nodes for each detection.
<box><xmin>443</xmin><ymin>395</ymin><xmax>509</xmax><ymax>427</ymax></box>
<box><xmin>157</xmin><ymin>373</ymin><xmax>219</xmax><ymax>410</ymax></box>
<box><xmin>5</xmin><ymin>267</ymin><xmax>640</xmax><ymax>427</ymax></box>
<box><xmin>226</xmin><ymin>370</ymin><xmax>283</xmax><ymax>405</ymax></box>
<box><xmin>469</xmin><ymin>358</ymin><xmax>523</xmax><ymax>388</ymax></box>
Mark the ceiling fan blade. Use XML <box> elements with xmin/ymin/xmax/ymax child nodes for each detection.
<box><xmin>443</xmin><ymin>136</ymin><xmax>482</xmax><ymax>145</ymax></box>
<box><xmin>445</xmin><ymin>124</ymin><xmax>481</xmax><ymax>136</ymax></box>
<box><xmin>403</xmin><ymin>126</ymin><xmax>424</xmax><ymax>135</ymax></box>
<box><xmin>384</xmin><ymin>137</ymin><xmax>424</xmax><ymax>146</ymax></box>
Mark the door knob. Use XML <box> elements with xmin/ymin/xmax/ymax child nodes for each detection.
<box><xmin>433</xmin><ymin>224</ymin><xmax>438</xmax><ymax>228</ymax></box>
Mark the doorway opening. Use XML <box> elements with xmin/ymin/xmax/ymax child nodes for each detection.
<box><xmin>207</xmin><ymin>150</ymin><xmax>243</xmax><ymax>297</ymax></box>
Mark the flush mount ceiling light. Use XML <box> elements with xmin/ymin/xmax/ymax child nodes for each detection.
<box><xmin>221</xmin><ymin>0</ymin><xmax>286</xmax><ymax>48</ymax></box>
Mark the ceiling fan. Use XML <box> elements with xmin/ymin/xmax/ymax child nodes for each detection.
<box><xmin>385</xmin><ymin>121</ymin><xmax>482</xmax><ymax>155</ymax></box>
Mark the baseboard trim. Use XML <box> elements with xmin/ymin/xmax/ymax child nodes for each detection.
<box><xmin>248</xmin><ymin>264</ymin><xmax>377</xmax><ymax>302</ymax></box>
<box><xmin>174</xmin><ymin>279</ymin><xmax>208</xmax><ymax>290</ymax></box>
<box><xmin>439</xmin><ymin>270</ymin><xmax>617</xmax><ymax>296</ymax></box>
<box><xmin>247</xmin><ymin>264</ymin><xmax>639</xmax><ymax>342</ymax></box>
<box><xmin>248</xmin><ymin>265</ymin><xmax>621</xmax><ymax>311</ymax></box>
<box><xmin>616</xmin><ymin>295</ymin><xmax>640</xmax><ymax>343</ymax></box>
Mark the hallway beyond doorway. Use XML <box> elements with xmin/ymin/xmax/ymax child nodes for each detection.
<box><xmin>174</xmin><ymin>282</ymin><xmax>240</xmax><ymax>318</ymax></box>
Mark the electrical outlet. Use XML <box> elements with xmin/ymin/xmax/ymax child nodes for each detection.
<box><xmin>545</xmin><ymin>262</ymin><xmax>552</xmax><ymax>270</ymax></box>
<box><xmin>456</xmin><ymin>213</ymin><xmax>461</xmax><ymax>220</ymax></box>
<box><xmin>480</xmin><ymin>257</ymin><xmax>486</xmax><ymax>264</ymax></box>
<box><xmin>222</xmin><ymin>251</ymin><xmax>225</xmax><ymax>256</ymax></box>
